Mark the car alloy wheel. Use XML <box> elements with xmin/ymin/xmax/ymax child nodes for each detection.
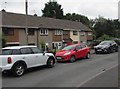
<box><xmin>70</xmin><ymin>56</ymin><xmax>76</xmax><ymax>63</ymax></box>
<box><xmin>47</xmin><ymin>58</ymin><xmax>54</xmax><ymax>68</ymax></box>
<box><xmin>86</xmin><ymin>53</ymin><xmax>90</xmax><ymax>59</ymax></box>
<box><xmin>12</xmin><ymin>64</ymin><xmax>25</xmax><ymax>77</ymax></box>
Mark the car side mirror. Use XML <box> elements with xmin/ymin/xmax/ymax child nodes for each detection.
<box><xmin>74</xmin><ymin>48</ymin><xmax>78</xmax><ymax>51</ymax></box>
<box><xmin>43</xmin><ymin>51</ymin><xmax>45</xmax><ymax>56</ymax></box>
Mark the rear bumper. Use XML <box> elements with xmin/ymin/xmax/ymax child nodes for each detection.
<box><xmin>0</xmin><ymin>64</ymin><xmax>12</xmax><ymax>72</ymax></box>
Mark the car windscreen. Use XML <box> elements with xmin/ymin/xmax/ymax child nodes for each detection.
<box><xmin>1</xmin><ymin>49</ymin><xmax>12</xmax><ymax>55</ymax></box>
<box><xmin>62</xmin><ymin>45</ymin><xmax>76</xmax><ymax>51</ymax></box>
<box><xmin>99</xmin><ymin>42</ymin><xmax>110</xmax><ymax>45</ymax></box>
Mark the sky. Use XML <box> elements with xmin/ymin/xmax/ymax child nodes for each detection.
<box><xmin>0</xmin><ymin>0</ymin><xmax>120</xmax><ymax>19</ymax></box>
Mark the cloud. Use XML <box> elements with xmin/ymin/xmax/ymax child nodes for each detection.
<box><xmin>0</xmin><ymin>0</ymin><xmax>119</xmax><ymax>19</ymax></box>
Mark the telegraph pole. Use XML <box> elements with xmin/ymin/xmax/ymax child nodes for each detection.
<box><xmin>25</xmin><ymin>0</ymin><xmax>28</xmax><ymax>45</ymax></box>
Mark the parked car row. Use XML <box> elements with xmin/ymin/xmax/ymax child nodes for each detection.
<box><xmin>0</xmin><ymin>43</ymin><xmax>91</xmax><ymax>77</ymax></box>
<box><xmin>0</xmin><ymin>40</ymin><xmax>118</xmax><ymax>77</ymax></box>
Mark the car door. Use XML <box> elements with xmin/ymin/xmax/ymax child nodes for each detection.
<box><xmin>20</xmin><ymin>48</ymin><xmax>36</xmax><ymax>68</ymax></box>
<box><xmin>81</xmin><ymin>44</ymin><xmax>89</xmax><ymax>57</ymax></box>
<box><xmin>75</xmin><ymin>45</ymin><xmax>84</xmax><ymax>59</ymax></box>
<box><xmin>31</xmin><ymin>47</ymin><xmax>48</xmax><ymax>66</ymax></box>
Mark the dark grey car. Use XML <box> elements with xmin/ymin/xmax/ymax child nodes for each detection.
<box><xmin>94</xmin><ymin>41</ymin><xmax>118</xmax><ymax>54</ymax></box>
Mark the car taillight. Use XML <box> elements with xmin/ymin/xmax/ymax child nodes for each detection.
<box><xmin>8</xmin><ymin>57</ymin><xmax>12</xmax><ymax>64</ymax></box>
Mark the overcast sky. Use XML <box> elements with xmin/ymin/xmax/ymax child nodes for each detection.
<box><xmin>0</xmin><ymin>0</ymin><xmax>120</xmax><ymax>19</ymax></box>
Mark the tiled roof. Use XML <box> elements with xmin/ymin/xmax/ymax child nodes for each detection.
<box><xmin>1</xmin><ymin>11</ymin><xmax>92</xmax><ymax>31</ymax></box>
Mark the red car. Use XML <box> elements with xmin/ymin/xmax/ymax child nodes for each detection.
<box><xmin>55</xmin><ymin>44</ymin><xmax>90</xmax><ymax>62</ymax></box>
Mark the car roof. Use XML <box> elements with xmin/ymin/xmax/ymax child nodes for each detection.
<box><xmin>2</xmin><ymin>45</ymin><xmax>37</xmax><ymax>49</ymax></box>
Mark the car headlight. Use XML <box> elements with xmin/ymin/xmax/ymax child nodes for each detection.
<box><xmin>64</xmin><ymin>52</ymin><xmax>71</xmax><ymax>56</ymax></box>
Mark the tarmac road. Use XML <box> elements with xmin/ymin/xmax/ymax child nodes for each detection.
<box><xmin>2</xmin><ymin>52</ymin><xmax>118</xmax><ymax>88</ymax></box>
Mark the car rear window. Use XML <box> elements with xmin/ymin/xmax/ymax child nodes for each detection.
<box><xmin>1</xmin><ymin>49</ymin><xmax>12</xmax><ymax>55</ymax></box>
<box><xmin>0</xmin><ymin>49</ymin><xmax>21</xmax><ymax>55</ymax></box>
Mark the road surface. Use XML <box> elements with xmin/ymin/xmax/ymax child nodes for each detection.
<box><xmin>2</xmin><ymin>52</ymin><xmax>118</xmax><ymax>88</ymax></box>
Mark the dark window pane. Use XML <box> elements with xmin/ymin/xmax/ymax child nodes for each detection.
<box><xmin>73</xmin><ymin>31</ymin><xmax>78</xmax><ymax>35</ymax></box>
<box><xmin>20</xmin><ymin>48</ymin><xmax>32</xmax><ymax>54</ymax></box>
<box><xmin>1</xmin><ymin>49</ymin><xmax>12</xmax><ymax>55</ymax></box>
<box><xmin>3</xmin><ymin>28</ymin><xmax>14</xmax><ymax>36</ymax></box>
<box><xmin>31</xmin><ymin>47</ymin><xmax>42</xmax><ymax>53</ymax></box>
<box><xmin>76</xmin><ymin>45</ymin><xmax>82</xmax><ymax>50</ymax></box>
<box><xmin>12</xmin><ymin>49</ymin><xmax>21</xmax><ymax>55</ymax></box>
<box><xmin>28</xmin><ymin>29</ymin><xmax>34</xmax><ymax>35</ymax></box>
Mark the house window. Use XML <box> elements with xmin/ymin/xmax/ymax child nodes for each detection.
<box><xmin>80</xmin><ymin>32</ymin><xmax>85</xmax><ymax>36</ymax></box>
<box><xmin>63</xmin><ymin>31</ymin><xmax>68</xmax><ymax>35</ymax></box>
<box><xmin>40</xmin><ymin>29</ymin><xmax>48</xmax><ymax>35</ymax></box>
<box><xmin>55</xmin><ymin>30</ymin><xmax>62</xmax><ymax>35</ymax></box>
<box><xmin>88</xmin><ymin>33</ymin><xmax>92</xmax><ymax>36</ymax></box>
<box><xmin>28</xmin><ymin>29</ymin><xmax>34</xmax><ymax>35</ymax></box>
<box><xmin>73</xmin><ymin>31</ymin><xmax>78</xmax><ymax>35</ymax></box>
<box><xmin>3</xmin><ymin>28</ymin><xmax>14</xmax><ymax>36</ymax></box>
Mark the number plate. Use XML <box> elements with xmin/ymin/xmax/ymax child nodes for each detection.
<box><xmin>56</xmin><ymin>57</ymin><xmax>62</xmax><ymax>60</ymax></box>
<box><xmin>97</xmin><ymin>49</ymin><xmax>102</xmax><ymax>51</ymax></box>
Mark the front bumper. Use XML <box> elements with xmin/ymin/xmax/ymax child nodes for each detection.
<box><xmin>95</xmin><ymin>48</ymin><xmax>109</xmax><ymax>53</ymax></box>
<box><xmin>56</xmin><ymin>55</ymin><xmax>71</xmax><ymax>61</ymax></box>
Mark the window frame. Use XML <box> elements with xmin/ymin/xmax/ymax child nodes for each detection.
<box><xmin>80</xmin><ymin>32</ymin><xmax>85</xmax><ymax>36</ymax></box>
<box><xmin>40</xmin><ymin>29</ymin><xmax>48</xmax><ymax>35</ymax></box>
<box><xmin>55</xmin><ymin>30</ymin><xmax>62</xmax><ymax>35</ymax></box>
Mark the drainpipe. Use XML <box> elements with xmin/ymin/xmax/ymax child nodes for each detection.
<box><xmin>25</xmin><ymin>0</ymin><xmax>28</xmax><ymax>45</ymax></box>
<box><xmin>61</xmin><ymin>30</ymin><xmax>63</xmax><ymax>48</ymax></box>
<box><xmin>37</xmin><ymin>28</ymin><xmax>39</xmax><ymax>48</ymax></box>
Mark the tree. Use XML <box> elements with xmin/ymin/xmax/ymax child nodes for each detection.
<box><xmin>42</xmin><ymin>1</ymin><xmax>64</xmax><ymax>19</ymax></box>
<box><xmin>93</xmin><ymin>16</ymin><xmax>116</xmax><ymax>39</ymax></box>
<box><xmin>0</xmin><ymin>32</ymin><xmax>6</xmax><ymax>48</ymax></box>
<box><xmin>64</xmin><ymin>13</ymin><xmax>90</xmax><ymax>26</ymax></box>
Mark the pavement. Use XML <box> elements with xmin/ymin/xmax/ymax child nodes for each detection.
<box><xmin>80</xmin><ymin>65</ymin><xmax>118</xmax><ymax>87</ymax></box>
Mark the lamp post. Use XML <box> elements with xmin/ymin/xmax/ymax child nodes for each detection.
<box><xmin>25</xmin><ymin>0</ymin><xmax>28</xmax><ymax>45</ymax></box>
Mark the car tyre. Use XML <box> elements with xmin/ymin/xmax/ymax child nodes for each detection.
<box><xmin>115</xmin><ymin>48</ymin><xmax>118</xmax><ymax>52</ymax></box>
<box><xmin>47</xmin><ymin>58</ymin><xmax>55</xmax><ymax>68</ymax></box>
<box><xmin>108</xmin><ymin>48</ymin><xmax>112</xmax><ymax>54</ymax></box>
<box><xmin>12</xmin><ymin>64</ymin><xmax>25</xmax><ymax>77</ymax></box>
<box><xmin>86</xmin><ymin>53</ymin><xmax>90</xmax><ymax>59</ymax></box>
<box><xmin>70</xmin><ymin>56</ymin><xmax>76</xmax><ymax>63</ymax></box>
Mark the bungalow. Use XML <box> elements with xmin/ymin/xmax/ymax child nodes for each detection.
<box><xmin>0</xmin><ymin>11</ymin><xmax>92</xmax><ymax>50</ymax></box>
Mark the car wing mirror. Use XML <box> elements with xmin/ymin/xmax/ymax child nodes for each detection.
<box><xmin>43</xmin><ymin>51</ymin><xmax>46</xmax><ymax>56</ymax></box>
<box><xmin>110</xmin><ymin>43</ymin><xmax>112</xmax><ymax>46</ymax></box>
<box><xmin>74</xmin><ymin>48</ymin><xmax>78</xmax><ymax>51</ymax></box>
